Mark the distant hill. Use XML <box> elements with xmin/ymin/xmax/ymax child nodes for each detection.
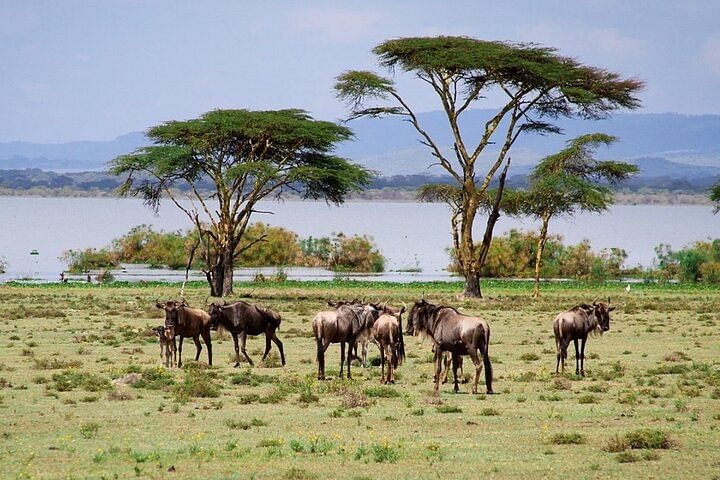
<box><xmin>0</xmin><ymin>132</ymin><xmax>147</xmax><ymax>170</ymax></box>
<box><xmin>0</xmin><ymin>111</ymin><xmax>719</xmax><ymax>180</ymax></box>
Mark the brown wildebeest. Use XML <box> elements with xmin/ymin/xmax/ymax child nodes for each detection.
<box><xmin>553</xmin><ymin>300</ymin><xmax>614</xmax><ymax>376</ymax></box>
<box><xmin>313</xmin><ymin>302</ymin><xmax>381</xmax><ymax>380</ymax></box>
<box><xmin>371</xmin><ymin>304</ymin><xmax>406</xmax><ymax>384</ymax></box>
<box><xmin>208</xmin><ymin>301</ymin><xmax>285</xmax><ymax>367</ymax></box>
<box><xmin>155</xmin><ymin>300</ymin><xmax>212</xmax><ymax>368</ymax></box>
<box><xmin>152</xmin><ymin>325</ymin><xmax>176</xmax><ymax>367</ymax></box>
<box><xmin>406</xmin><ymin>298</ymin><xmax>493</xmax><ymax>394</ymax></box>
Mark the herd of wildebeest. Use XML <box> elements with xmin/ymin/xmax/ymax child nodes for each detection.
<box><xmin>152</xmin><ymin>296</ymin><xmax>615</xmax><ymax>395</ymax></box>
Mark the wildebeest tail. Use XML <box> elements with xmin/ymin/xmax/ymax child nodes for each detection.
<box><xmin>396</xmin><ymin>328</ymin><xmax>406</xmax><ymax>367</ymax></box>
<box><xmin>482</xmin><ymin>326</ymin><xmax>493</xmax><ymax>393</ymax></box>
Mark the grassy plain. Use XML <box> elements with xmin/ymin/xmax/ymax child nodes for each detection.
<box><xmin>0</xmin><ymin>280</ymin><xmax>718</xmax><ymax>479</ymax></box>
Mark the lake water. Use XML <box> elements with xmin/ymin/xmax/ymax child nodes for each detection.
<box><xmin>0</xmin><ymin>197</ymin><xmax>718</xmax><ymax>282</ymax></box>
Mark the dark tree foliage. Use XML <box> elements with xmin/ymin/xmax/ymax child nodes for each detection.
<box><xmin>110</xmin><ymin>109</ymin><xmax>372</xmax><ymax>296</ymax></box>
<box><xmin>336</xmin><ymin>36</ymin><xmax>643</xmax><ymax>297</ymax></box>
<box><xmin>711</xmin><ymin>182</ymin><xmax>720</xmax><ymax>214</ymax></box>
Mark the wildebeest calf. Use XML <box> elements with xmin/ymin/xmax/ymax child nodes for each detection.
<box><xmin>152</xmin><ymin>326</ymin><xmax>176</xmax><ymax>367</ymax></box>
<box><xmin>553</xmin><ymin>300</ymin><xmax>614</xmax><ymax>376</ymax></box>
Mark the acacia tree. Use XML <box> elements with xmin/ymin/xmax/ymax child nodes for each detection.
<box><xmin>111</xmin><ymin>109</ymin><xmax>372</xmax><ymax>296</ymax></box>
<box><xmin>336</xmin><ymin>36</ymin><xmax>643</xmax><ymax>297</ymax></box>
<box><xmin>524</xmin><ymin>134</ymin><xmax>638</xmax><ymax>297</ymax></box>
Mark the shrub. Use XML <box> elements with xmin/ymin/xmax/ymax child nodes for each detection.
<box><xmin>370</xmin><ymin>442</ymin><xmax>401</xmax><ymax>463</ymax></box>
<box><xmin>59</xmin><ymin>248</ymin><xmax>117</xmax><ymax>273</ymax></box>
<box><xmin>51</xmin><ymin>370</ymin><xmax>111</xmax><ymax>392</ymax></box>
<box><xmin>80</xmin><ymin>422</ymin><xmax>100</xmax><ymax>439</ymax></box>
<box><xmin>624</xmin><ymin>429</ymin><xmax>673</xmax><ymax>449</ymax></box>
<box><xmin>550</xmin><ymin>432</ymin><xmax>586</xmax><ymax>445</ymax></box>
<box><xmin>174</xmin><ymin>367</ymin><xmax>221</xmax><ymax>402</ymax></box>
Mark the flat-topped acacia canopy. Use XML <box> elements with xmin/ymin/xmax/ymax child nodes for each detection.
<box><xmin>111</xmin><ymin>108</ymin><xmax>372</xmax><ymax>296</ymax></box>
<box><xmin>336</xmin><ymin>35</ymin><xmax>643</xmax><ymax>297</ymax></box>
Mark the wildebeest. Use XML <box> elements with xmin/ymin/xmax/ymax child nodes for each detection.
<box><xmin>152</xmin><ymin>325</ymin><xmax>176</xmax><ymax>368</ymax></box>
<box><xmin>155</xmin><ymin>300</ymin><xmax>212</xmax><ymax>368</ymax></box>
<box><xmin>371</xmin><ymin>304</ymin><xmax>406</xmax><ymax>384</ymax></box>
<box><xmin>208</xmin><ymin>301</ymin><xmax>285</xmax><ymax>367</ymax></box>
<box><xmin>313</xmin><ymin>301</ymin><xmax>381</xmax><ymax>380</ymax></box>
<box><xmin>406</xmin><ymin>298</ymin><xmax>493</xmax><ymax>394</ymax></box>
<box><xmin>553</xmin><ymin>300</ymin><xmax>614</xmax><ymax>376</ymax></box>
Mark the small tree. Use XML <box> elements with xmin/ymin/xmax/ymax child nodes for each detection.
<box><xmin>336</xmin><ymin>36</ymin><xmax>643</xmax><ymax>297</ymax></box>
<box><xmin>524</xmin><ymin>133</ymin><xmax>638</xmax><ymax>297</ymax></box>
<box><xmin>111</xmin><ymin>109</ymin><xmax>372</xmax><ymax>296</ymax></box>
<box><xmin>711</xmin><ymin>182</ymin><xmax>720</xmax><ymax>214</ymax></box>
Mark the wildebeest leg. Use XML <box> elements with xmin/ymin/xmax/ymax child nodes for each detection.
<box><xmin>232</xmin><ymin>333</ymin><xmax>241</xmax><ymax>367</ymax></box>
<box><xmin>580</xmin><ymin>335</ymin><xmax>588</xmax><ymax>376</ymax></box>
<box><xmin>201</xmin><ymin>330</ymin><xmax>212</xmax><ymax>366</ymax></box>
<box><xmin>573</xmin><ymin>338</ymin><xmax>580</xmax><ymax>375</ymax></box>
<box><xmin>177</xmin><ymin>337</ymin><xmax>184</xmax><ymax>368</ymax></box>
<box><xmin>451</xmin><ymin>353</ymin><xmax>461</xmax><ymax>393</ymax></box>
<box><xmin>339</xmin><ymin>342</ymin><xmax>346</xmax><ymax>379</ymax></box>
<box><xmin>379</xmin><ymin>343</ymin><xmax>386</xmax><ymax>384</ymax></box>
<box><xmin>361</xmin><ymin>341</ymin><xmax>369</xmax><ymax>368</ymax></box>
<box><xmin>555</xmin><ymin>336</ymin><xmax>562</xmax><ymax>374</ymax></box>
<box><xmin>468</xmin><ymin>350</ymin><xmax>483</xmax><ymax>395</ymax></box>
<box><xmin>433</xmin><ymin>346</ymin><xmax>443</xmax><ymax>392</ymax></box>
<box><xmin>271</xmin><ymin>332</ymin><xmax>285</xmax><ymax>366</ymax></box>
<box><xmin>171</xmin><ymin>338</ymin><xmax>177</xmax><ymax>368</ymax></box>
<box><xmin>316</xmin><ymin>336</ymin><xmax>325</xmax><ymax>380</ymax></box>
<box><xmin>240</xmin><ymin>332</ymin><xmax>254</xmax><ymax>366</ymax></box>
<box><xmin>262</xmin><ymin>331</ymin><xmax>272</xmax><ymax>362</ymax></box>
<box><xmin>193</xmin><ymin>336</ymin><xmax>202</xmax><ymax>361</ymax></box>
<box><xmin>441</xmin><ymin>352</ymin><xmax>450</xmax><ymax>384</ymax></box>
<box><xmin>389</xmin><ymin>345</ymin><xmax>396</xmax><ymax>384</ymax></box>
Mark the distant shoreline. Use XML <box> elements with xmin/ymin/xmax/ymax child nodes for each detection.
<box><xmin>0</xmin><ymin>188</ymin><xmax>714</xmax><ymax>206</ymax></box>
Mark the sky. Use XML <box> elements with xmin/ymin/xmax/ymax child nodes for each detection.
<box><xmin>2</xmin><ymin>0</ymin><xmax>720</xmax><ymax>143</ymax></box>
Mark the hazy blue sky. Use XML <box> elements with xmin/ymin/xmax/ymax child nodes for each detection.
<box><xmin>2</xmin><ymin>0</ymin><xmax>719</xmax><ymax>142</ymax></box>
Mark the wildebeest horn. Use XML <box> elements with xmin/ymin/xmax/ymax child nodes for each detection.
<box><xmin>607</xmin><ymin>296</ymin><xmax>611</xmax><ymax>304</ymax></box>
<box><xmin>204</xmin><ymin>296</ymin><xmax>210</xmax><ymax>306</ymax></box>
<box><xmin>155</xmin><ymin>298</ymin><xmax>163</xmax><ymax>309</ymax></box>
<box><xmin>180</xmin><ymin>297</ymin><xmax>188</xmax><ymax>306</ymax></box>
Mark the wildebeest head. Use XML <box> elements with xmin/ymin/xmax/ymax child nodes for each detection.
<box><xmin>406</xmin><ymin>298</ymin><xmax>431</xmax><ymax>335</ymax></box>
<box><xmin>207</xmin><ymin>303</ymin><xmax>224</xmax><ymax>331</ymax></box>
<box><xmin>152</xmin><ymin>326</ymin><xmax>165</xmax><ymax>339</ymax></box>
<box><xmin>592</xmin><ymin>299</ymin><xmax>615</xmax><ymax>332</ymax></box>
<box><xmin>155</xmin><ymin>300</ymin><xmax>187</xmax><ymax>328</ymax></box>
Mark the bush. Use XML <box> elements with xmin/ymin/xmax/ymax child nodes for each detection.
<box><xmin>60</xmin><ymin>248</ymin><xmax>117</xmax><ymax>273</ymax></box>
<box><xmin>654</xmin><ymin>239</ymin><xmax>720</xmax><ymax>283</ymax></box>
<box><xmin>448</xmin><ymin>229</ymin><xmax>627</xmax><ymax>280</ymax></box>
<box><xmin>64</xmin><ymin>224</ymin><xmax>386</xmax><ymax>273</ymax></box>
<box><xmin>550</xmin><ymin>432</ymin><xmax>586</xmax><ymax>445</ymax></box>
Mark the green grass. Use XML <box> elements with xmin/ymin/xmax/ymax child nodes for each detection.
<box><xmin>0</xmin><ymin>281</ymin><xmax>716</xmax><ymax>478</ymax></box>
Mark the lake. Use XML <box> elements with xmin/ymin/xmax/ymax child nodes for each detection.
<box><xmin>0</xmin><ymin>197</ymin><xmax>718</xmax><ymax>282</ymax></box>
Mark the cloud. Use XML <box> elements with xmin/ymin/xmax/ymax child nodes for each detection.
<box><xmin>701</xmin><ymin>34</ymin><xmax>720</xmax><ymax>74</ymax></box>
<box><xmin>587</xmin><ymin>28</ymin><xmax>648</xmax><ymax>59</ymax></box>
<box><xmin>287</xmin><ymin>7</ymin><xmax>384</xmax><ymax>43</ymax></box>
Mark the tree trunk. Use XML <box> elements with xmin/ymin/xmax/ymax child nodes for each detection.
<box><xmin>460</xmin><ymin>160</ymin><xmax>511</xmax><ymax>299</ymax></box>
<box><xmin>533</xmin><ymin>215</ymin><xmax>550</xmax><ymax>298</ymax></box>
<box><xmin>463</xmin><ymin>270</ymin><xmax>482</xmax><ymax>298</ymax></box>
<box><xmin>459</xmin><ymin>194</ymin><xmax>481</xmax><ymax>298</ymax></box>
<box><xmin>207</xmin><ymin>247</ymin><xmax>234</xmax><ymax>297</ymax></box>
